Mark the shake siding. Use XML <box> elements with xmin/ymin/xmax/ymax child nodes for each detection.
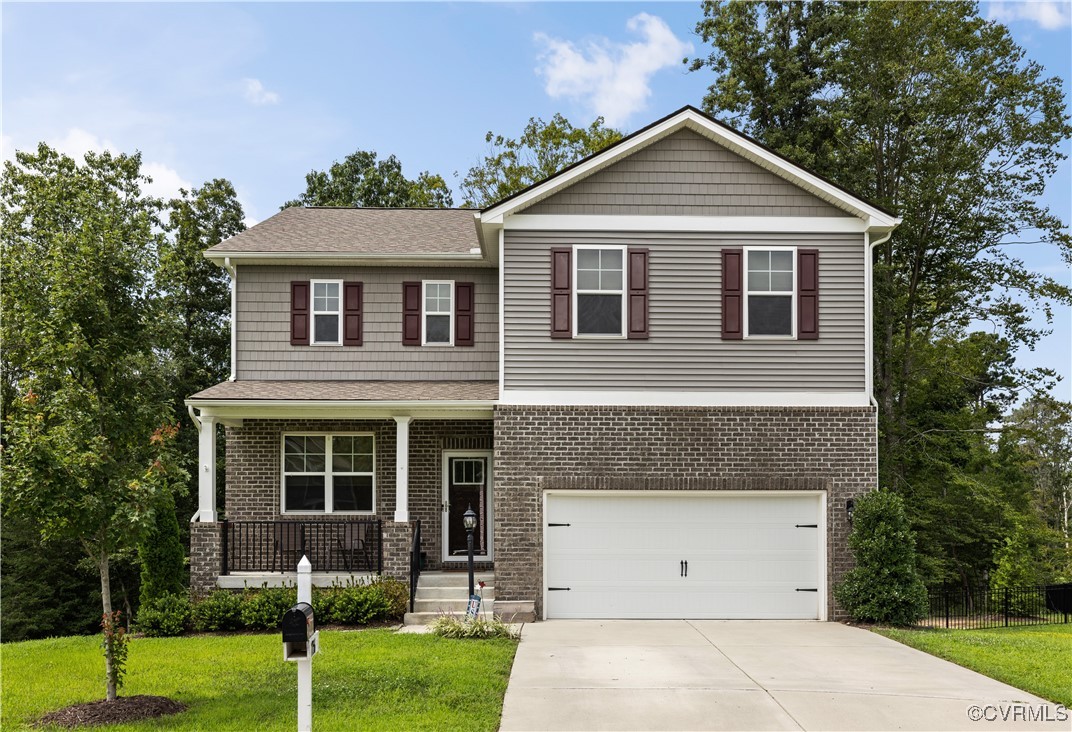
<box><xmin>503</xmin><ymin>231</ymin><xmax>866</xmax><ymax>392</ymax></box>
<box><xmin>236</xmin><ymin>265</ymin><xmax>498</xmax><ymax>381</ymax></box>
<box><xmin>522</xmin><ymin>129</ymin><xmax>852</xmax><ymax>217</ymax></box>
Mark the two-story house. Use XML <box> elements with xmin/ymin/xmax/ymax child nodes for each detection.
<box><xmin>186</xmin><ymin>106</ymin><xmax>900</xmax><ymax>622</ymax></box>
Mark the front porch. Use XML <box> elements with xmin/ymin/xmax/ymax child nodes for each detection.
<box><xmin>185</xmin><ymin>380</ymin><xmax>497</xmax><ymax>596</ymax></box>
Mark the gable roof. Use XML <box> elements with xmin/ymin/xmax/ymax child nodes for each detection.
<box><xmin>205</xmin><ymin>206</ymin><xmax>485</xmax><ymax>264</ymax></box>
<box><xmin>479</xmin><ymin>106</ymin><xmax>899</xmax><ymax>230</ymax></box>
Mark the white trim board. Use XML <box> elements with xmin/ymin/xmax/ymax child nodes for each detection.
<box><xmin>499</xmin><ymin>390</ymin><xmax>872</xmax><ymax>408</ymax></box>
<box><xmin>481</xmin><ymin>108</ymin><xmax>901</xmax><ymax>230</ymax></box>
<box><xmin>503</xmin><ymin>215</ymin><xmax>872</xmax><ymax>233</ymax></box>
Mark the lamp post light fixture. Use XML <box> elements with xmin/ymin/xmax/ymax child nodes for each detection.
<box><xmin>846</xmin><ymin>499</ymin><xmax>856</xmax><ymax>527</ymax></box>
<box><xmin>463</xmin><ymin>505</ymin><xmax>478</xmax><ymax>600</ymax></box>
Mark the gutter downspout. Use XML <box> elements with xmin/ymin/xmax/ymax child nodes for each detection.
<box><xmin>867</xmin><ymin>230</ymin><xmax>894</xmax><ymax>489</ymax></box>
<box><xmin>224</xmin><ymin>257</ymin><xmax>237</xmax><ymax>381</ymax></box>
<box><xmin>188</xmin><ymin>404</ymin><xmax>203</xmax><ymax>523</ymax></box>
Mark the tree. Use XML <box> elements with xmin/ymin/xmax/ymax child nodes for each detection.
<box><xmin>1</xmin><ymin>145</ymin><xmax>185</xmax><ymax>700</ymax></box>
<box><xmin>688</xmin><ymin>1</ymin><xmax>1071</xmax><ymax>585</ymax></box>
<box><xmin>158</xmin><ymin>180</ymin><xmax>245</xmax><ymax>529</ymax></box>
<box><xmin>460</xmin><ymin>114</ymin><xmax>623</xmax><ymax>208</ymax></box>
<box><xmin>835</xmin><ymin>490</ymin><xmax>929</xmax><ymax>625</ymax></box>
<box><xmin>282</xmin><ymin>150</ymin><xmax>453</xmax><ymax>209</ymax></box>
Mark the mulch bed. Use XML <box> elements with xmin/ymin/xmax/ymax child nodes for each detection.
<box><xmin>36</xmin><ymin>696</ymin><xmax>186</xmax><ymax>728</ymax></box>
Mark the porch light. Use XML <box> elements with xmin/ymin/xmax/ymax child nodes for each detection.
<box><xmin>846</xmin><ymin>499</ymin><xmax>856</xmax><ymax>526</ymax></box>
<box><xmin>464</xmin><ymin>505</ymin><xmax>478</xmax><ymax>601</ymax></box>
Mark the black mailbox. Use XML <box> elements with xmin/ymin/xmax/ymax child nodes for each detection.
<box><xmin>282</xmin><ymin>602</ymin><xmax>314</xmax><ymax>643</ymax></box>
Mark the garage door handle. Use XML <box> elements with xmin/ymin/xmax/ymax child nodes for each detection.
<box><xmin>795</xmin><ymin>524</ymin><xmax>818</xmax><ymax>528</ymax></box>
<box><xmin>548</xmin><ymin>523</ymin><xmax>571</xmax><ymax>527</ymax></box>
<box><xmin>548</xmin><ymin>587</ymin><xmax>571</xmax><ymax>591</ymax></box>
<box><xmin>796</xmin><ymin>588</ymin><xmax>818</xmax><ymax>592</ymax></box>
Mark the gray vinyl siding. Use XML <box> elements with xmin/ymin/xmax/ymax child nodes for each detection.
<box><xmin>523</xmin><ymin>129</ymin><xmax>851</xmax><ymax>218</ymax></box>
<box><xmin>236</xmin><ymin>265</ymin><xmax>498</xmax><ymax>381</ymax></box>
<box><xmin>503</xmin><ymin>231</ymin><xmax>866</xmax><ymax>392</ymax></box>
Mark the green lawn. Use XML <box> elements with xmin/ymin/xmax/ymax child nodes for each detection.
<box><xmin>874</xmin><ymin>623</ymin><xmax>1072</xmax><ymax>706</ymax></box>
<box><xmin>1</xmin><ymin>629</ymin><xmax>518</xmax><ymax>731</ymax></box>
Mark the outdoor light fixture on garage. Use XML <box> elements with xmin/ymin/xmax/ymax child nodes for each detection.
<box><xmin>847</xmin><ymin>499</ymin><xmax>856</xmax><ymax>526</ymax></box>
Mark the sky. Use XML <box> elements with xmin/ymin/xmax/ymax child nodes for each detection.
<box><xmin>2</xmin><ymin>1</ymin><xmax>1070</xmax><ymax>399</ymax></box>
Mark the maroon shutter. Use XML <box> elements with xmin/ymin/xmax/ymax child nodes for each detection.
<box><xmin>627</xmin><ymin>248</ymin><xmax>649</xmax><ymax>339</ymax></box>
<box><xmin>343</xmin><ymin>282</ymin><xmax>363</xmax><ymax>346</ymax></box>
<box><xmin>797</xmin><ymin>249</ymin><xmax>819</xmax><ymax>340</ymax></box>
<box><xmin>721</xmin><ymin>249</ymin><xmax>743</xmax><ymax>340</ymax></box>
<box><xmin>290</xmin><ymin>281</ymin><xmax>309</xmax><ymax>345</ymax></box>
<box><xmin>550</xmin><ymin>248</ymin><xmax>572</xmax><ymax>339</ymax></box>
<box><xmin>402</xmin><ymin>281</ymin><xmax>421</xmax><ymax>345</ymax></box>
<box><xmin>455</xmin><ymin>282</ymin><xmax>475</xmax><ymax>346</ymax></box>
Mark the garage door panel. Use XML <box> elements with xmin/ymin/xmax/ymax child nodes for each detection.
<box><xmin>545</xmin><ymin>493</ymin><xmax>822</xmax><ymax>620</ymax></box>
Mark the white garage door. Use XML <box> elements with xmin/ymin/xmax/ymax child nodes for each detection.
<box><xmin>545</xmin><ymin>492</ymin><xmax>823</xmax><ymax>620</ymax></box>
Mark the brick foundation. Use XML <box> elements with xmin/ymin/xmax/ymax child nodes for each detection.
<box><xmin>190</xmin><ymin>522</ymin><xmax>221</xmax><ymax>598</ymax></box>
<box><xmin>493</xmin><ymin>405</ymin><xmax>877</xmax><ymax>620</ymax></box>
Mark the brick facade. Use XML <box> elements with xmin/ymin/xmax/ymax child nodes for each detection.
<box><xmin>493</xmin><ymin>405</ymin><xmax>877</xmax><ymax>619</ymax></box>
<box><xmin>189</xmin><ymin>418</ymin><xmax>493</xmax><ymax>594</ymax></box>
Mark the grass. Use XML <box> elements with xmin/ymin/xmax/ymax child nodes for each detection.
<box><xmin>1</xmin><ymin>629</ymin><xmax>518</xmax><ymax>731</ymax></box>
<box><xmin>874</xmin><ymin>623</ymin><xmax>1072</xmax><ymax>707</ymax></box>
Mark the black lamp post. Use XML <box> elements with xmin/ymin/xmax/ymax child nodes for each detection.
<box><xmin>463</xmin><ymin>505</ymin><xmax>478</xmax><ymax>599</ymax></box>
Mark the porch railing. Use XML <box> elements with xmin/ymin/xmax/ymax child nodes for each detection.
<box><xmin>220</xmin><ymin>520</ymin><xmax>382</xmax><ymax>576</ymax></box>
<box><xmin>918</xmin><ymin>584</ymin><xmax>1072</xmax><ymax>630</ymax></box>
<box><xmin>409</xmin><ymin>520</ymin><xmax>422</xmax><ymax>613</ymax></box>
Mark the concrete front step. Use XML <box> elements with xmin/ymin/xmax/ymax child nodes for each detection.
<box><xmin>412</xmin><ymin>598</ymin><xmax>495</xmax><ymax>614</ymax></box>
<box><xmin>403</xmin><ymin>608</ymin><xmax>497</xmax><ymax>625</ymax></box>
<box><xmin>416</xmin><ymin>587</ymin><xmax>495</xmax><ymax>601</ymax></box>
<box><xmin>416</xmin><ymin>571</ymin><xmax>495</xmax><ymax>588</ymax></box>
<box><xmin>404</xmin><ymin>571</ymin><xmax>497</xmax><ymax>625</ymax></box>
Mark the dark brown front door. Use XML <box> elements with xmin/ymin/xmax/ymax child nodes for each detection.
<box><xmin>447</xmin><ymin>457</ymin><xmax>488</xmax><ymax>557</ymax></box>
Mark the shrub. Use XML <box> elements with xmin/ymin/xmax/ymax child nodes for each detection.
<box><xmin>137</xmin><ymin>593</ymin><xmax>191</xmax><ymax>637</ymax></box>
<box><xmin>240</xmin><ymin>585</ymin><xmax>296</xmax><ymax>630</ymax></box>
<box><xmin>192</xmin><ymin>590</ymin><xmax>243</xmax><ymax>632</ymax></box>
<box><xmin>332</xmin><ymin>583</ymin><xmax>390</xmax><ymax>625</ymax></box>
<box><xmin>372</xmin><ymin>577</ymin><xmax>409</xmax><ymax>620</ymax></box>
<box><xmin>990</xmin><ymin>524</ymin><xmax>1045</xmax><ymax>616</ymax></box>
<box><xmin>835</xmin><ymin>490</ymin><xmax>928</xmax><ymax>625</ymax></box>
<box><xmin>312</xmin><ymin>586</ymin><xmax>339</xmax><ymax>625</ymax></box>
<box><xmin>138</xmin><ymin>493</ymin><xmax>186</xmax><ymax>606</ymax></box>
<box><xmin>429</xmin><ymin>614</ymin><xmax>518</xmax><ymax>639</ymax></box>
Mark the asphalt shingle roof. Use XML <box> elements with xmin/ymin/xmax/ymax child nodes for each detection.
<box><xmin>188</xmin><ymin>380</ymin><xmax>499</xmax><ymax>402</ymax></box>
<box><xmin>207</xmin><ymin>207</ymin><xmax>480</xmax><ymax>255</ymax></box>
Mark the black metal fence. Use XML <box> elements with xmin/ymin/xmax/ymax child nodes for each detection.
<box><xmin>919</xmin><ymin>584</ymin><xmax>1072</xmax><ymax>630</ymax></box>
<box><xmin>221</xmin><ymin>520</ymin><xmax>382</xmax><ymax>576</ymax></box>
<box><xmin>409</xmin><ymin>520</ymin><xmax>422</xmax><ymax>613</ymax></box>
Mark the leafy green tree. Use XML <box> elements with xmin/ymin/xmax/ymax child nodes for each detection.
<box><xmin>688</xmin><ymin>1</ymin><xmax>1071</xmax><ymax>586</ymax></box>
<box><xmin>460</xmin><ymin>114</ymin><xmax>623</xmax><ymax>208</ymax></box>
<box><xmin>138</xmin><ymin>489</ymin><xmax>187</xmax><ymax>605</ymax></box>
<box><xmin>283</xmin><ymin>150</ymin><xmax>453</xmax><ymax>209</ymax></box>
<box><xmin>1</xmin><ymin>145</ymin><xmax>185</xmax><ymax>700</ymax></box>
<box><xmin>158</xmin><ymin>180</ymin><xmax>244</xmax><ymax>529</ymax></box>
<box><xmin>835</xmin><ymin>491</ymin><xmax>929</xmax><ymax>625</ymax></box>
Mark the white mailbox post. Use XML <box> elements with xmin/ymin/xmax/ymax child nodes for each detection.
<box><xmin>282</xmin><ymin>556</ymin><xmax>318</xmax><ymax>732</ymax></box>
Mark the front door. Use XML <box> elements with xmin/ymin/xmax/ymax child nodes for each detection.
<box><xmin>442</xmin><ymin>453</ymin><xmax>493</xmax><ymax>560</ymax></box>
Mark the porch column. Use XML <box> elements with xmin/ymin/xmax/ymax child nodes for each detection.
<box><xmin>393</xmin><ymin>416</ymin><xmax>411</xmax><ymax>522</ymax></box>
<box><xmin>197</xmin><ymin>415</ymin><xmax>217</xmax><ymax>522</ymax></box>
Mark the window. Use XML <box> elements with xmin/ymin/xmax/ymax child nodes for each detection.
<box><xmin>282</xmin><ymin>434</ymin><xmax>375</xmax><ymax>513</ymax></box>
<box><xmin>311</xmin><ymin>280</ymin><xmax>342</xmax><ymax>344</ymax></box>
<box><xmin>574</xmin><ymin>246</ymin><xmax>625</xmax><ymax>336</ymax></box>
<box><xmin>745</xmin><ymin>249</ymin><xmax>795</xmax><ymax>337</ymax></box>
<box><xmin>423</xmin><ymin>281</ymin><xmax>453</xmax><ymax>345</ymax></box>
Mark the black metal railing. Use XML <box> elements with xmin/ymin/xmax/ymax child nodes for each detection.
<box><xmin>220</xmin><ymin>520</ymin><xmax>382</xmax><ymax>575</ymax></box>
<box><xmin>919</xmin><ymin>584</ymin><xmax>1072</xmax><ymax>630</ymax></box>
<box><xmin>409</xmin><ymin>520</ymin><xmax>422</xmax><ymax>613</ymax></box>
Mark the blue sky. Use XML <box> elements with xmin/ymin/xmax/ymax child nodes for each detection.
<box><xmin>3</xmin><ymin>1</ymin><xmax>1069</xmax><ymax>399</ymax></box>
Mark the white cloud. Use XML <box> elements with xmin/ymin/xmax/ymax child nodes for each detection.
<box><xmin>44</xmin><ymin>128</ymin><xmax>192</xmax><ymax>201</ymax></box>
<box><xmin>534</xmin><ymin>13</ymin><xmax>692</xmax><ymax>126</ymax></box>
<box><xmin>988</xmin><ymin>1</ymin><xmax>1072</xmax><ymax>29</ymax></box>
<box><xmin>1</xmin><ymin>134</ymin><xmax>14</xmax><ymax>163</ymax></box>
<box><xmin>241</xmin><ymin>78</ymin><xmax>280</xmax><ymax>106</ymax></box>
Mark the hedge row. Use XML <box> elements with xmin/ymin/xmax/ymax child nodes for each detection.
<box><xmin>136</xmin><ymin>578</ymin><xmax>408</xmax><ymax>637</ymax></box>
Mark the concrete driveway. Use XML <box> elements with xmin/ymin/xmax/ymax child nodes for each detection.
<box><xmin>499</xmin><ymin>621</ymin><xmax>1065</xmax><ymax>731</ymax></box>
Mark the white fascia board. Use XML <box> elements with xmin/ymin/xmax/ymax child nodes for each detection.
<box><xmin>499</xmin><ymin>390</ymin><xmax>872</xmax><ymax>408</ymax></box>
<box><xmin>503</xmin><ymin>215</ymin><xmax>869</xmax><ymax>234</ymax></box>
<box><xmin>480</xmin><ymin>109</ymin><xmax>901</xmax><ymax>229</ymax></box>
<box><xmin>186</xmin><ymin>399</ymin><xmax>495</xmax><ymax>421</ymax></box>
<box><xmin>204</xmin><ymin>251</ymin><xmax>492</xmax><ymax>268</ymax></box>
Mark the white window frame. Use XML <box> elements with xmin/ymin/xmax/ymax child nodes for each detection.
<box><xmin>280</xmin><ymin>432</ymin><xmax>376</xmax><ymax>515</ymax></box>
<box><xmin>743</xmin><ymin>246</ymin><xmax>797</xmax><ymax>340</ymax></box>
<box><xmin>572</xmin><ymin>244</ymin><xmax>627</xmax><ymax>339</ymax></box>
<box><xmin>310</xmin><ymin>279</ymin><xmax>343</xmax><ymax>345</ymax></box>
<box><xmin>422</xmin><ymin>280</ymin><xmax>454</xmax><ymax>346</ymax></box>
